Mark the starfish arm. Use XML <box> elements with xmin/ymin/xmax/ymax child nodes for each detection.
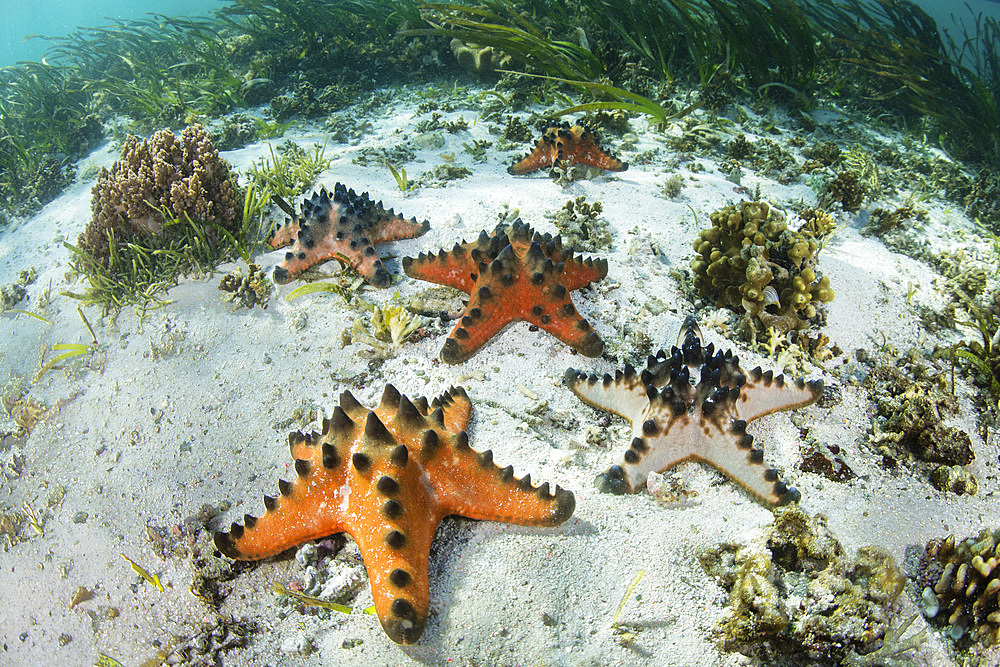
<box><xmin>638</xmin><ymin>413</ymin><xmax>799</xmax><ymax>505</ymax></box>
<box><xmin>368</xmin><ymin>208</ymin><xmax>430</xmax><ymax>244</ymax></box>
<box><xmin>213</xmin><ymin>447</ymin><xmax>349</xmax><ymax>561</ymax></box>
<box><xmin>507</xmin><ymin>138</ymin><xmax>555</xmax><ymax>175</ymax></box>
<box><xmin>402</xmin><ymin>245</ymin><xmax>478</xmax><ymax>293</ymax></box>
<box><xmin>341</xmin><ymin>443</ymin><xmax>441</xmax><ymax>645</ymax></box>
<box><xmin>564</xmin><ymin>366</ymin><xmax>651</xmax><ymax>424</ymax></box>
<box><xmin>737</xmin><ymin>368</ymin><xmax>824</xmax><ymax>422</ymax></box>
<box><xmin>510</xmin><ymin>241</ymin><xmax>605</xmax><ymax>357</ymax></box>
<box><xmin>266</xmin><ymin>220</ymin><xmax>297</xmax><ymax>250</ymax></box>
<box><xmin>426</xmin><ymin>432</ymin><xmax>576</xmax><ymax>526</ymax></box>
<box><xmin>529</xmin><ymin>302</ymin><xmax>604</xmax><ymax>358</ymax></box>
<box><xmin>601</xmin><ymin>415</ymin><xmax>800</xmax><ymax>506</ymax></box>
<box><xmin>572</xmin><ymin>142</ymin><xmax>628</xmax><ymax>172</ymax></box>
<box><xmin>562</xmin><ymin>255</ymin><xmax>609</xmax><ymax>291</ymax></box>
<box><xmin>428</xmin><ymin>385</ymin><xmax>473</xmax><ymax>433</ymax></box>
<box><xmin>438</xmin><ymin>285</ymin><xmax>514</xmax><ymax>364</ymax></box>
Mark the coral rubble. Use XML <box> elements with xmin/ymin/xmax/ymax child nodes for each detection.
<box><xmin>701</xmin><ymin>507</ymin><xmax>906</xmax><ymax>663</ymax></box>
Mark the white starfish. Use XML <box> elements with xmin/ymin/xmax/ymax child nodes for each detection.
<box><xmin>566</xmin><ymin>316</ymin><xmax>823</xmax><ymax>505</ymax></box>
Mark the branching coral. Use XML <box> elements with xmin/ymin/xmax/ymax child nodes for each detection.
<box><xmin>918</xmin><ymin>528</ymin><xmax>1000</xmax><ymax>646</ymax></box>
<box><xmin>80</xmin><ymin>123</ymin><xmax>241</xmax><ymax>266</ymax></box>
<box><xmin>690</xmin><ymin>200</ymin><xmax>834</xmax><ymax>336</ymax></box>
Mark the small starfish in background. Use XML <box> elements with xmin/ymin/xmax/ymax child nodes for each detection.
<box><xmin>566</xmin><ymin>316</ymin><xmax>823</xmax><ymax>506</ymax></box>
<box><xmin>215</xmin><ymin>384</ymin><xmax>575</xmax><ymax>644</ymax></box>
<box><xmin>403</xmin><ymin>220</ymin><xmax>608</xmax><ymax>364</ymax></box>
<box><xmin>267</xmin><ymin>183</ymin><xmax>428</xmax><ymax>287</ymax></box>
<box><xmin>508</xmin><ymin>119</ymin><xmax>628</xmax><ymax>176</ymax></box>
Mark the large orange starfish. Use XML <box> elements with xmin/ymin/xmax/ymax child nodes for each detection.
<box><xmin>214</xmin><ymin>385</ymin><xmax>575</xmax><ymax>644</ymax></box>
<box><xmin>508</xmin><ymin>119</ymin><xmax>628</xmax><ymax>176</ymax></box>
<box><xmin>267</xmin><ymin>183</ymin><xmax>429</xmax><ymax>287</ymax></box>
<box><xmin>566</xmin><ymin>316</ymin><xmax>823</xmax><ymax>505</ymax></box>
<box><xmin>402</xmin><ymin>220</ymin><xmax>608</xmax><ymax>364</ymax></box>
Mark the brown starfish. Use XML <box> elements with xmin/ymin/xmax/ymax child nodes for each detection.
<box><xmin>267</xmin><ymin>183</ymin><xmax>428</xmax><ymax>287</ymax></box>
<box><xmin>566</xmin><ymin>316</ymin><xmax>823</xmax><ymax>505</ymax></box>
<box><xmin>214</xmin><ymin>384</ymin><xmax>575</xmax><ymax>644</ymax></box>
<box><xmin>508</xmin><ymin>119</ymin><xmax>628</xmax><ymax>176</ymax></box>
<box><xmin>402</xmin><ymin>220</ymin><xmax>608</xmax><ymax>364</ymax></box>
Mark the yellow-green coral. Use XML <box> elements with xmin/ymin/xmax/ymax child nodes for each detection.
<box><xmin>344</xmin><ymin>297</ymin><xmax>429</xmax><ymax>360</ymax></box>
<box><xmin>218</xmin><ymin>262</ymin><xmax>273</xmax><ymax>309</ymax></box>
<box><xmin>691</xmin><ymin>201</ymin><xmax>834</xmax><ymax>335</ymax></box>
<box><xmin>701</xmin><ymin>507</ymin><xmax>906</xmax><ymax>662</ymax></box>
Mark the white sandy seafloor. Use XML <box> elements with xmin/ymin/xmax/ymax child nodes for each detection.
<box><xmin>0</xmin><ymin>81</ymin><xmax>998</xmax><ymax>667</ymax></box>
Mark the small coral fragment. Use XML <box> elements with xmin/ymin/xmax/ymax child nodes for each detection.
<box><xmin>701</xmin><ymin>506</ymin><xmax>906</xmax><ymax>663</ymax></box>
<box><xmin>691</xmin><ymin>200</ymin><xmax>834</xmax><ymax>335</ymax></box>
<box><xmin>218</xmin><ymin>263</ymin><xmax>273</xmax><ymax>309</ymax></box>
<box><xmin>450</xmin><ymin>38</ymin><xmax>510</xmax><ymax>74</ymax></box>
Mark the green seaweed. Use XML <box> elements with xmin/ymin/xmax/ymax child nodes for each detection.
<box><xmin>419</xmin><ymin>1</ymin><xmax>604</xmax><ymax>81</ymax></box>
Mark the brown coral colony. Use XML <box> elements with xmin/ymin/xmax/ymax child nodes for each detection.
<box><xmin>81</xmin><ymin>123</ymin><xmax>240</xmax><ymax>265</ymax></box>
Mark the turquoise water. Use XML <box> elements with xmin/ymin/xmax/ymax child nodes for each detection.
<box><xmin>0</xmin><ymin>0</ymin><xmax>214</xmax><ymax>66</ymax></box>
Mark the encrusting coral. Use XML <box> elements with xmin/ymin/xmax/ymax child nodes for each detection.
<box><xmin>918</xmin><ymin>528</ymin><xmax>1000</xmax><ymax>646</ymax></box>
<box><xmin>218</xmin><ymin>263</ymin><xmax>272</xmax><ymax>309</ymax></box>
<box><xmin>863</xmin><ymin>348</ymin><xmax>977</xmax><ymax>494</ymax></box>
<box><xmin>691</xmin><ymin>200</ymin><xmax>834</xmax><ymax>336</ymax></box>
<box><xmin>824</xmin><ymin>170</ymin><xmax>867</xmax><ymax>213</ymax></box>
<box><xmin>80</xmin><ymin>123</ymin><xmax>241</xmax><ymax>266</ymax></box>
<box><xmin>700</xmin><ymin>506</ymin><xmax>906</xmax><ymax>664</ymax></box>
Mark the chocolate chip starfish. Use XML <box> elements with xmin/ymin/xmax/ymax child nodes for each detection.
<box><xmin>566</xmin><ymin>316</ymin><xmax>823</xmax><ymax>505</ymax></box>
<box><xmin>508</xmin><ymin>119</ymin><xmax>628</xmax><ymax>176</ymax></box>
<box><xmin>402</xmin><ymin>220</ymin><xmax>608</xmax><ymax>364</ymax></box>
<box><xmin>267</xmin><ymin>183</ymin><xmax>429</xmax><ymax>287</ymax></box>
<box><xmin>214</xmin><ymin>385</ymin><xmax>575</xmax><ymax>644</ymax></box>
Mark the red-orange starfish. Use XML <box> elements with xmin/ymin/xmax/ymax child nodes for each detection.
<box><xmin>508</xmin><ymin>119</ymin><xmax>628</xmax><ymax>176</ymax></box>
<box><xmin>402</xmin><ymin>220</ymin><xmax>608</xmax><ymax>364</ymax></box>
<box><xmin>267</xmin><ymin>183</ymin><xmax>428</xmax><ymax>287</ymax></box>
<box><xmin>214</xmin><ymin>385</ymin><xmax>575</xmax><ymax>644</ymax></box>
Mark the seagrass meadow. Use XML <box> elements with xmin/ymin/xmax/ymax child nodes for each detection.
<box><xmin>2</xmin><ymin>1</ymin><xmax>1000</xmax><ymax>665</ymax></box>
